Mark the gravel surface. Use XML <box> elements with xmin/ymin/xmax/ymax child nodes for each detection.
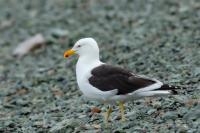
<box><xmin>0</xmin><ymin>0</ymin><xmax>200</xmax><ymax>132</ymax></box>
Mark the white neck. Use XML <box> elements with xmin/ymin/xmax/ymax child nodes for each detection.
<box><xmin>76</xmin><ymin>54</ymin><xmax>103</xmax><ymax>79</ymax></box>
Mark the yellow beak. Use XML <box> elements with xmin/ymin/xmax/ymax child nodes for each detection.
<box><xmin>64</xmin><ymin>49</ymin><xmax>76</xmax><ymax>58</ymax></box>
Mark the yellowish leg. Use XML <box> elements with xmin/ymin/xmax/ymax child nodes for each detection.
<box><xmin>119</xmin><ymin>101</ymin><xmax>126</xmax><ymax>122</ymax></box>
<box><xmin>104</xmin><ymin>107</ymin><xmax>112</xmax><ymax>123</ymax></box>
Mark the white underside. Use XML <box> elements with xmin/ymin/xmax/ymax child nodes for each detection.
<box><xmin>75</xmin><ymin>57</ymin><xmax>170</xmax><ymax>103</ymax></box>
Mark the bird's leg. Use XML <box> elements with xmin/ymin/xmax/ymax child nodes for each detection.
<box><xmin>104</xmin><ymin>105</ymin><xmax>112</xmax><ymax>123</ymax></box>
<box><xmin>118</xmin><ymin>101</ymin><xmax>126</xmax><ymax>121</ymax></box>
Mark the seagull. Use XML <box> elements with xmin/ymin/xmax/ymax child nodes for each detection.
<box><xmin>63</xmin><ymin>38</ymin><xmax>181</xmax><ymax>123</ymax></box>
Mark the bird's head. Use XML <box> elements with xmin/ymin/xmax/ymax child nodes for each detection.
<box><xmin>64</xmin><ymin>38</ymin><xmax>99</xmax><ymax>58</ymax></box>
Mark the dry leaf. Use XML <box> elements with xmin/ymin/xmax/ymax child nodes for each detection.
<box><xmin>91</xmin><ymin>107</ymin><xmax>101</xmax><ymax>113</ymax></box>
<box><xmin>13</xmin><ymin>34</ymin><xmax>45</xmax><ymax>58</ymax></box>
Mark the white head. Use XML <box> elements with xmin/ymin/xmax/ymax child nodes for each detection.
<box><xmin>64</xmin><ymin>38</ymin><xmax>100</xmax><ymax>59</ymax></box>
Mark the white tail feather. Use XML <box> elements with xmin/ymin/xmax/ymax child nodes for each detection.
<box><xmin>137</xmin><ymin>90</ymin><xmax>171</xmax><ymax>97</ymax></box>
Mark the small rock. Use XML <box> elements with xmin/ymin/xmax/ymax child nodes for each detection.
<box><xmin>49</xmin><ymin>28</ymin><xmax>69</xmax><ymax>38</ymax></box>
<box><xmin>162</xmin><ymin>111</ymin><xmax>178</xmax><ymax>120</ymax></box>
<box><xmin>183</xmin><ymin>105</ymin><xmax>200</xmax><ymax>120</ymax></box>
<box><xmin>152</xmin><ymin>101</ymin><xmax>161</xmax><ymax>108</ymax></box>
<box><xmin>194</xmin><ymin>67</ymin><xmax>200</xmax><ymax>76</ymax></box>
<box><xmin>177</xmin><ymin>124</ymin><xmax>189</xmax><ymax>133</ymax></box>
<box><xmin>179</xmin><ymin>5</ymin><xmax>190</xmax><ymax>13</ymax></box>
<box><xmin>5</xmin><ymin>120</ymin><xmax>15</xmax><ymax>128</ymax></box>
<box><xmin>78</xmin><ymin>114</ymin><xmax>87</xmax><ymax>119</ymax></box>
<box><xmin>49</xmin><ymin>118</ymin><xmax>82</xmax><ymax>132</ymax></box>
<box><xmin>92</xmin><ymin>124</ymin><xmax>101</xmax><ymax>129</ymax></box>
<box><xmin>147</xmin><ymin>109</ymin><xmax>157</xmax><ymax>115</ymax></box>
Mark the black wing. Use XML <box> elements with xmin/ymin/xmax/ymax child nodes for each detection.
<box><xmin>88</xmin><ymin>64</ymin><xmax>156</xmax><ymax>95</ymax></box>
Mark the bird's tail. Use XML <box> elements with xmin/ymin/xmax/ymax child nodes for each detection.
<box><xmin>136</xmin><ymin>84</ymin><xmax>184</xmax><ymax>97</ymax></box>
<box><xmin>154</xmin><ymin>84</ymin><xmax>183</xmax><ymax>94</ymax></box>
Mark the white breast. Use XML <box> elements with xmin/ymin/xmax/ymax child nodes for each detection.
<box><xmin>75</xmin><ymin>58</ymin><xmax>117</xmax><ymax>101</ymax></box>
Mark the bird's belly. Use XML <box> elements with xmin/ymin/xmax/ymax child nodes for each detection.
<box><xmin>77</xmin><ymin>82</ymin><xmax>139</xmax><ymax>103</ymax></box>
<box><xmin>77</xmin><ymin>77</ymin><xmax>118</xmax><ymax>102</ymax></box>
<box><xmin>77</xmin><ymin>77</ymin><xmax>99</xmax><ymax>98</ymax></box>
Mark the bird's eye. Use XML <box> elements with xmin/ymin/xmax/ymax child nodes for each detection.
<box><xmin>77</xmin><ymin>45</ymin><xmax>81</xmax><ymax>48</ymax></box>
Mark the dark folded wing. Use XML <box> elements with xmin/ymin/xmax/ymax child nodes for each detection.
<box><xmin>88</xmin><ymin>64</ymin><xmax>156</xmax><ymax>95</ymax></box>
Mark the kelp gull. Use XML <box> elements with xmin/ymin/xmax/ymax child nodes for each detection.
<box><xmin>63</xmin><ymin>38</ymin><xmax>181</xmax><ymax>122</ymax></box>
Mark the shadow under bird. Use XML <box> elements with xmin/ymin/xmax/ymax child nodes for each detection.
<box><xmin>63</xmin><ymin>38</ymin><xmax>182</xmax><ymax>123</ymax></box>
